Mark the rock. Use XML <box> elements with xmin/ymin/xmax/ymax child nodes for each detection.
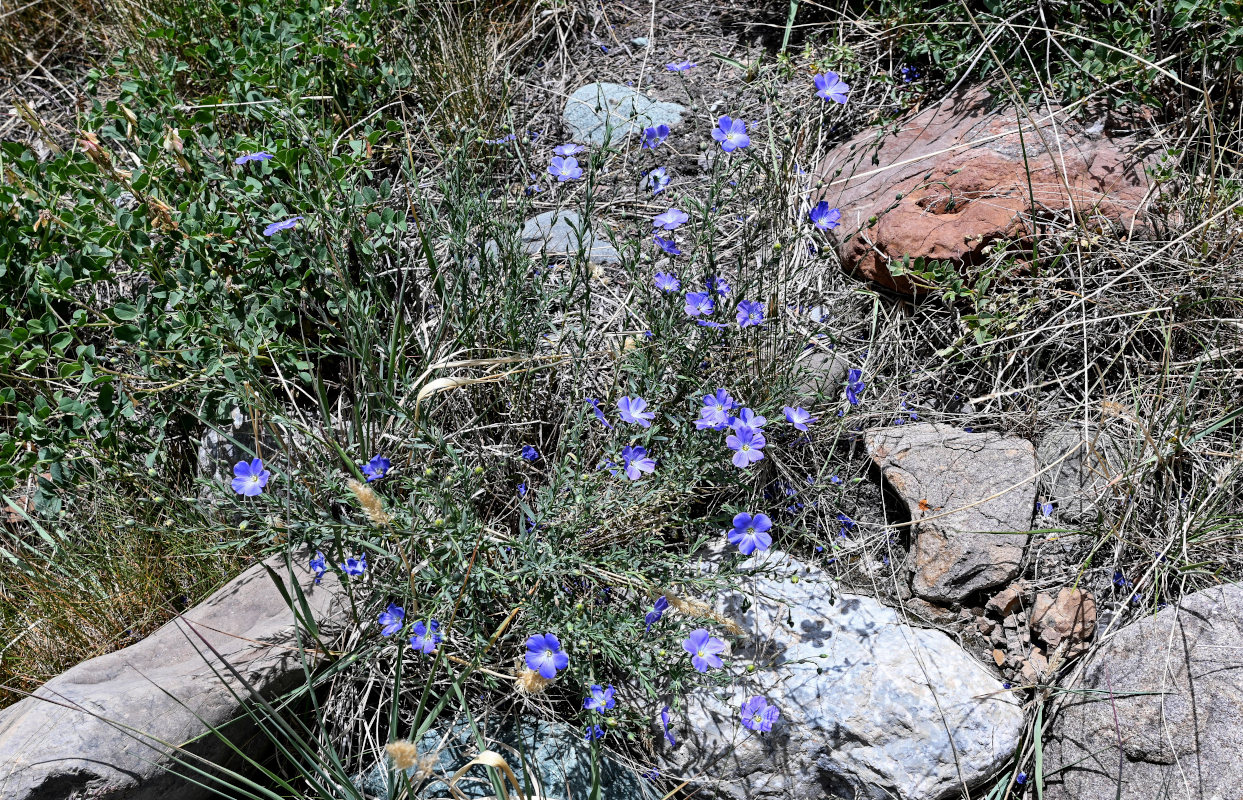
<box><xmin>1045</xmin><ymin>585</ymin><xmax>1243</xmax><ymax>800</ymax></box>
<box><xmin>985</xmin><ymin>583</ymin><xmax>1025</xmax><ymax>617</ymax></box>
<box><xmin>1036</xmin><ymin>423</ymin><xmax>1126</xmax><ymax>523</ymax></box>
<box><xmin>867</xmin><ymin>423</ymin><xmax>1037</xmax><ymax>603</ymax></box>
<box><xmin>354</xmin><ymin>719</ymin><xmax>654</xmax><ymax>800</ymax></box>
<box><xmin>665</xmin><ymin>546</ymin><xmax>1023</xmax><ymax>800</ymax></box>
<box><xmin>520</xmin><ymin>210</ymin><xmax>620</xmax><ymax>265</ymax></box>
<box><xmin>1030</xmin><ymin>588</ymin><xmax>1095</xmax><ymax>655</ymax></box>
<box><xmin>1019</xmin><ymin>649</ymin><xmax>1049</xmax><ymax>685</ymax></box>
<box><xmin>813</xmin><ymin>88</ymin><xmax>1160</xmax><ymax>293</ymax></box>
<box><xmin>0</xmin><ymin>550</ymin><xmax>347</xmax><ymax>800</ymax></box>
<box><xmin>563</xmin><ymin>83</ymin><xmax>686</xmax><ymax>147</ymax></box>
<box><xmin>794</xmin><ymin>344</ymin><xmax>849</xmax><ymax>398</ymax></box>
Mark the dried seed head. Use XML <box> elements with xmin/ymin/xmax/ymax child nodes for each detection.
<box><xmin>515</xmin><ymin>668</ymin><xmax>552</xmax><ymax>695</ymax></box>
<box><xmin>348</xmin><ymin>479</ymin><xmax>392</xmax><ymax>526</ymax></box>
<box><xmin>386</xmin><ymin>739</ymin><xmax>419</xmax><ymax>771</ymax></box>
<box><xmin>665</xmin><ymin>592</ymin><xmax>744</xmax><ymax>636</ymax></box>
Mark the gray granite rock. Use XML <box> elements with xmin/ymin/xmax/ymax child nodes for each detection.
<box><xmin>1036</xmin><ymin>422</ymin><xmax>1126</xmax><ymax>523</ymax></box>
<box><xmin>563</xmin><ymin>83</ymin><xmax>686</xmax><ymax>147</ymax></box>
<box><xmin>1045</xmin><ymin>584</ymin><xmax>1243</xmax><ymax>800</ymax></box>
<box><xmin>0</xmin><ymin>550</ymin><xmax>347</xmax><ymax>800</ymax></box>
<box><xmin>521</xmin><ymin>210</ymin><xmax>620</xmax><ymax>265</ymax></box>
<box><xmin>355</xmin><ymin>719</ymin><xmax>656</xmax><ymax>800</ymax></box>
<box><xmin>794</xmin><ymin>345</ymin><xmax>849</xmax><ymax>398</ymax></box>
<box><xmin>867</xmin><ymin>423</ymin><xmax>1037</xmax><ymax>603</ymax></box>
<box><xmin>664</xmin><ymin>546</ymin><xmax>1023</xmax><ymax>800</ymax></box>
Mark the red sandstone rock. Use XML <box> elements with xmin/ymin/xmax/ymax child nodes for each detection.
<box><xmin>814</xmin><ymin>89</ymin><xmax>1159</xmax><ymax>293</ymax></box>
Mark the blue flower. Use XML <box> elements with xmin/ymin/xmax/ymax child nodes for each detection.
<box><xmin>740</xmin><ymin>696</ymin><xmax>780</xmax><ymax>732</ymax></box>
<box><xmin>683</xmin><ymin>628</ymin><xmax>726</xmax><ymax>672</ymax></box>
<box><xmin>830</xmin><ymin>475</ymin><xmax>842</xmax><ymax>485</ymax></box>
<box><xmin>711</xmin><ymin>276</ymin><xmax>731</xmax><ymax>296</ymax></box>
<box><xmin>729</xmin><ymin>512</ymin><xmax>773</xmax><ymax>555</ymax></box>
<box><xmin>618</xmin><ymin>395</ymin><xmax>655</xmax><ymax>427</ymax></box>
<box><xmin>654</xmin><ymin>271</ymin><xmax>681</xmax><ymax>292</ymax></box>
<box><xmin>837</xmin><ymin>512</ymin><xmax>856</xmax><ymax>537</ymax></box>
<box><xmin>518</xmin><ymin>482</ymin><xmax>528</xmax><ymax>496</ymax></box>
<box><xmin>665</xmin><ymin>60</ymin><xmax>696</xmax><ymax>71</ymax></box>
<box><xmin>814</xmin><ymin>71</ymin><xmax>851</xmax><ymax>104</ymax></box>
<box><xmin>234</xmin><ymin>151</ymin><xmax>274</xmax><ymax>165</ymax></box>
<box><xmin>845</xmin><ymin>368</ymin><xmax>865</xmax><ymax>406</ymax></box>
<box><xmin>642</xmin><ymin>124</ymin><xmax>670</xmax><ymax>149</ymax></box>
<box><xmin>231</xmin><ymin>458</ymin><xmax>270</xmax><ymax>496</ymax></box>
<box><xmin>736</xmin><ymin>300</ymin><xmax>764</xmax><ymax>327</ymax></box>
<box><xmin>712</xmin><ymin>116</ymin><xmax>750</xmax><ymax>152</ymax></box>
<box><xmin>483</xmin><ymin>133</ymin><xmax>517</xmax><ymax>144</ymax></box>
<box><xmin>584</xmin><ymin>724</ymin><xmax>606</xmax><ymax>741</ymax></box>
<box><xmin>1039</xmin><ymin>501</ymin><xmax>1055</xmax><ymax>517</ymax></box>
<box><xmin>685</xmin><ymin>291</ymin><xmax>714</xmax><ymax>317</ymax></box>
<box><xmin>654</xmin><ymin>235</ymin><xmax>682</xmax><ymax>255</ymax></box>
<box><xmin>340</xmin><ymin>554</ymin><xmax>367</xmax><ymax>576</ymax></box>
<box><xmin>726</xmin><ymin>427</ymin><xmax>766</xmax><ymax>468</ymax></box>
<box><xmin>1015</xmin><ymin>772</ymin><xmax>1028</xmax><ymax>785</ymax></box>
<box><xmin>809</xmin><ymin>201</ymin><xmax>842</xmax><ymax>230</ymax></box>
<box><xmin>660</xmin><ymin>706</ymin><xmax>676</xmax><ymax>746</ymax></box>
<box><xmin>1113</xmin><ymin>570</ymin><xmax>1132</xmax><ymax>588</ymax></box>
<box><xmin>554</xmin><ymin>143</ymin><xmax>585</xmax><ymax>156</ymax></box>
<box><xmin>696</xmin><ymin>320</ymin><xmax>726</xmax><ymax>328</ymax></box>
<box><xmin>653</xmin><ymin>208</ymin><xmax>688</xmax><ymax>230</ymax></box>
<box><xmin>621</xmin><ymin>444</ymin><xmax>656</xmax><ymax>480</ymax></box>
<box><xmin>362</xmin><ymin>454</ymin><xmax>391</xmax><ymax>482</ymax></box>
<box><xmin>263</xmin><ymin>216</ymin><xmax>303</xmax><ymax>237</ymax></box>
<box><xmin>783</xmin><ymin>406</ymin><xmax>817</xmax><ymax>431</ymax></box>
<box><xmin>549</xmin><ymin>156</ymin><xmax>582</xmax><ymax>181</ymax></box>
<box><xmin>378</xmin><ymin>602</ymin><xmax>405</xmax><ymax>637</ymax></box>
<box><xmin>585</xmin><ymin>397</ymin><xmax>614</xmax><ymax>429</ymax></box>
<box><xmin>644</xmin><ymin>596</ymin><xmax>669</xmax><ymax>631</ymax></box>
<box><xmin>409</xmin><ymin>620</ymin><xmax>442</xmax><ymax>654</ymax></box>
<box><xmin>525</xmin><ymin>632</ymin><xmax>569</xmax><ymax>678</ymax></box>
<box><xmin>730</xmin><ymin>408</ymin><xmax>767</xmax><ymax>431</ymax></box>
<box><xmin>310</xmin><ymin>551</ymin><xmax>326</xmax><ymax>584</ymax></box>
<box><xmin>642</xmin><ymin>167</ymin><xmax>671</xmax><ymax>195</ymax></box>
<box><xmin>522</xmin><ymin>445</ymin><xmax>539</xmax><ymax>461</ymax></box>
<box><xmin>583</xmin><ymin>684</ymin><xmax>616</xmax><ymax>712</ymax></box>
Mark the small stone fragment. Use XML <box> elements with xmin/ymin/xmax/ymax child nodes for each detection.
<box><xmin>1030</xmin><ymin>588</ymin><xmax>1096</xmax><ymax>654</ymax></box>
<box><xmin>986</xmin><ymin>584</ymin><xmax>1024</xmax><ymax>617</ymax></box>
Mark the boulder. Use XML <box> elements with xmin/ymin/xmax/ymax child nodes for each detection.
<box><xmin>814</xmin><ymin>88</ymin><xmax>1159</xmax><ymax>293</ymax></box>
<box><xmin>867</xmin><ymin>423</ymin><xmax>1037</xmax><ymax>603</ymax></box>
<box><xmin>0</xmin><ymin>550</ymin><xmax>347</xmax><ymax>800</ymax></box>
<box><xmin>520</xmin><ymin>210</ymin><xmax>620</xmax><ymax>265</ymax></box>
<box><xmin>1045</xmin><ymin>585</ymin><xmax>1243</xmax><ymax>800</ymax></box>
<box><xmin>663</xmin><ymin>546</ymin><xmax>1023</xmax><ymax>800</ymax></box>
<box><xmin>563</xmin><ymin>83</ymin><xmax>686</xmax><ymax>147</ymax></box>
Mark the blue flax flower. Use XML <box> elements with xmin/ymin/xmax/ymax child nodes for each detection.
<box><xmin>642</xmin><ymin>124</ymin><xmax>670</xmax><ymax>149</ymax></box>
<box><xmin>740</xmin><ymin>696</ymin><xmax>780</xmax><ymax>732</ymax></box>
<box><xmin>654</xmin><ymin>271</ymin><xmax>681</xmax><ymax>292</ymax></box>
<box><xmin>1015</xmin><ymin>772</ymin><xmax>1028</xmax><ymax>785</ymax></box>
<box><xmin>814</xmin><ymin>72</ymin><xmax>851</xmax><ymax>104</ymax></box>
<box><xmin>660</xmin><ymin>706</ymin><xmax>676</xmax><ymax>746</ymax></box>
<box><xmin>730</xmin><ymin>408</ymin><xmax>767</xmax><ymax>431</ymax></box>
<box><xmin>362</xmin><ymin>454</ymin><xmax>391</xmax><ymax>482</ymax></box>
<box><xmin>837</xmin><ymin>512</ymin><xmax>856</xmax><ymax>537</ymax></box>
<box><xmin>653</xmin><ymin>208</ymin><xmax>688</xmax><ymax>230</ymax></box>
<box><xmin>341</xmin><ymin>554</ymin><xmax>367</xmax><ymax>576</ymax></box>
<box><xmin>585</xmin><ymin>397</ymin><xmax>614</xmax><ymax>429</ymax></box>
<box><xmin>809</xmin><ymin>201</ymin><xmax>842</xmax><ymax>230</ymax></box>
<box><xmin>621</xmin><ymin>444</ymin><xmax>656</xmax><ymax>480</ymax></box>
<box><xmin>696</xmin><ymin>389</ymin><xmax>737</xmax><ymax>430</ymax></box>
<box><xmin>711</xmin><ymin>276</ymin><xmax>731</xmax><ymax>296</ymax></box>
<box><xmin>554</xmin><ymin>143</ymin><xmax>584</xmax><ymax>156</ymax></box>
<box><xmin>522</xmin><ymin>445</ymin><xmax>539</xmax><ymax>461</ymax></box>
<box><xmin>525</xmin><ymin>632</ymin><xmax>569</xmax><ymax>678</ymax></box>
<box><xmin>310</xmin><ymin>551</ymin><xmax>326</xmax><ymax>584</ymax></box>
<box><xmin>654</xmin><ymin>235</ymin><xmax>682</xmax><ymax>255</ymax></box>
<box><xmin>666</xmin><ymin>60</ymin><xmax>696</xmax><ymax>71</ymax></box>
<box><xmin>683</xmin><ymin>628</ymin><xmax>726</xmax><ymax>672</ymax></box>
<box><xmin>584</xmin><ymin>725</ymin><xmax>606</xmax><ymax>741</ymax></box>
<box><xmin>645</xmin><ymin>596</ymin><xmax>669</xmax><ymax>631</ymax></box>
<box><xmin>548</xmin><ymin>156</ymin><xmax>582</xmax><ymax>181</ymax></box>
<box><xmin>234</xmin><ymin>151</ymin><xmax>274</xmax><ymax>165</ymax></box>
<box><xmin>736</xmin><ymin>300</ymin><xmax>764</xmax><ymax>328</ymax></box>
<box><xmin>378</xmin><ymin>603</ymin><xmax>405</xmax><ymax>637</ymax></box>
<box><xmin>783</xmin><ymin>406</ymin><xmax>817</xmax><ymax>431</ymax></box>
<box><xmin>845</xmin><ymin>368</ymin><xmax>865</xmax><ymax>406</ymax></box>
<box><xmin>712</xmin><ymin>116</ymin><xmax>750</xmax><ymax>152</ymax></box>
<box><xmin>727</xmin><ymin>427</ymin><xmax>766</xmax><ymax>468</ymax></box>
<box><xmin>583</xmin><ymin>684</ymin><xmax>616</xmax><ymax>713</ymax></box>
<box><xmin>696</xmin><ymin>320</ymin><xmax>726</xmax><ymax>329</ymax></box>
<box><xmin>231</xmin><ymin>458</ymin><xmax>270</xmax><ymax>496</ymax></box>
<box><xmin>618</xmin><ymin>395</ymin><xmax>655</xmax><ymax>427</ymax></box>
<box><xmin>685</xmin><ymin>291</ymin><xmax>714</xmax><ymax>317</ymax></box>
<box><xmin>409</xmin><ymin>620</ymin><xmax>442</xmax><ymax>654</ymax></box>
<box><xmin>643</xmin><ymin>167</ymin><xmax>670</xmax><ymax>195</ymax></box>
<box><xmin>263</xmin><ymin>216</ymin><xmax>303</xmax><ymax>237</ymax></box>
<box><xmin>729</xmin><ymin>512</ymin><xmax>773</xmax><ymax>555</ymax></box>
<box><xmin>1039</xmin><ymin>501</ymin><xmax>1055</xmax><ymax>517</ymax></box>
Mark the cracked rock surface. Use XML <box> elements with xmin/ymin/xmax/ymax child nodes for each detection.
<box><xmin>867</xmin><ymin>422</ymin><xmax>1037</xmax><ymax>603</ymax></box>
